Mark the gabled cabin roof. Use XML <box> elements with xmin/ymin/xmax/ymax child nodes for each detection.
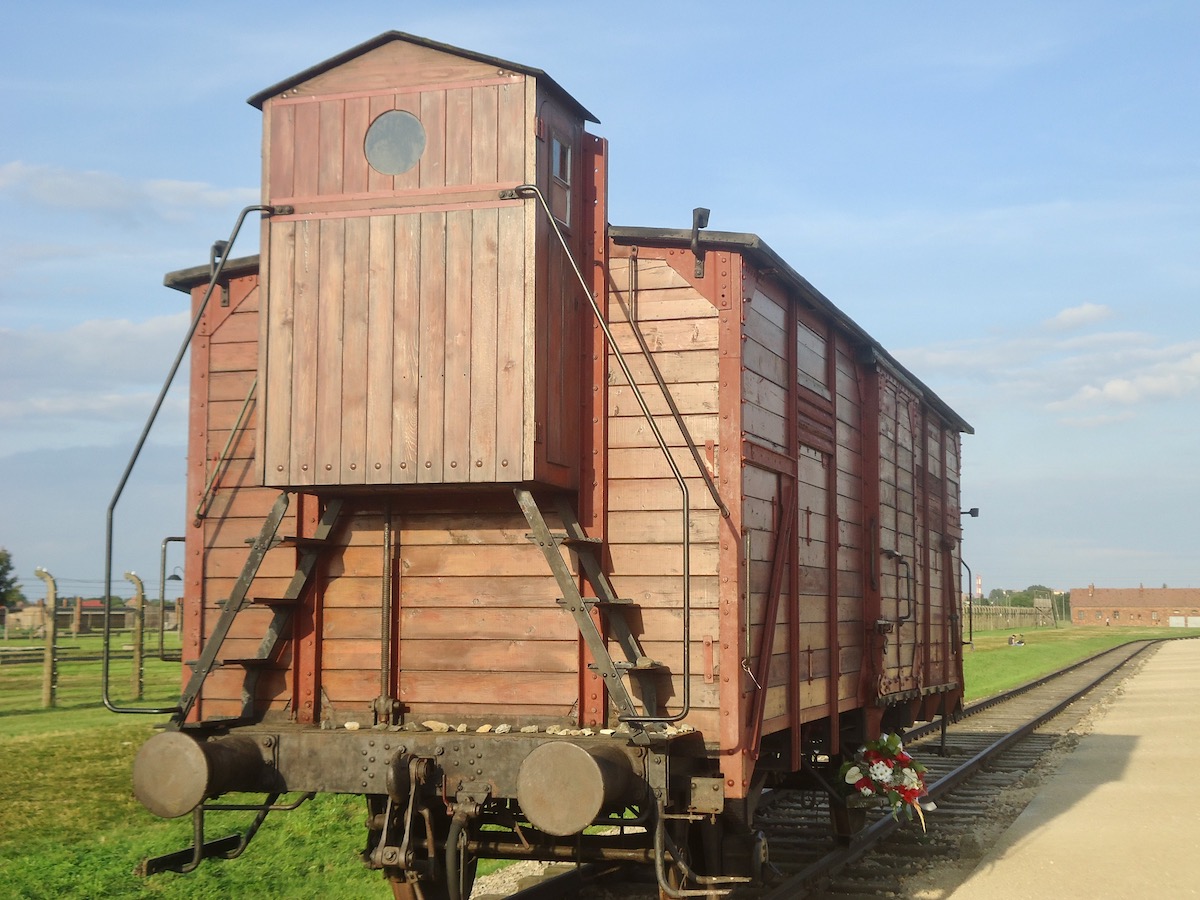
<box><xmin>610</xmin><ymin>226</ymin><xmax>974</xmax><ymax>435</ymax></box>
<box><xmin>164</xmin><ymin>256</ymin><xmax>259</xmax><ymax>293</ymax></box>
<box><xmin>246</xmin><ymin>30</ymin><xmax>599</xmax><ymax>123</ymax></box>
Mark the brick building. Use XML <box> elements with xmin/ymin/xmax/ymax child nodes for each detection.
<box><xmin>1070</xmin><ymin>586</ymin><xmax>1200</xmax><ymax>627</ymax></box>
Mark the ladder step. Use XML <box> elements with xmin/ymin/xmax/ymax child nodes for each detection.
<box><xmin>581</xmin><ymin>595</ymin><xmax>636</xmax><ymax>607</ymax></box>
<box><xmin>527</xmin><ymin>531</ymin><xmax>603</xmax><ymax>548</ymax></box>
<box><xmin>138</xmin><ymin>833</ymin><xmax>243</xmax><ymax>876</ymax></box>
<box><xmin>615</xmin><ymin>657</ymin><xmax>666</xmax><ymax>672</ymax></box>
<box><xmin>248</xmin><ymin>596</ymin><xmax>302</xmax><ymax>606</ymax></box>
<box><xmin>277</xmin><ymin>535</ymin><xmax>329</xmax><ymax>549</ymax></box>
<box><xmin>589</xmin><ymin>657</ymin><xmax>665</xmax><ymax>674</ymax></box>
<box><xmin>561</xmin><ymin>534</ymin><xmax>603</xmax><ymax>548</ymax></box>
<box><xmin>218</xmin><ymin>657</ymin><xmax>272</xmax><ymax>668</ymax></box>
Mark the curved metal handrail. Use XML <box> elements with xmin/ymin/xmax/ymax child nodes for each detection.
<box><xmin>102</xmin><ymin>204</ymin><xmax>281</xmax><ymax>714</ymax></box>
<box><xmin>509</xmin><ymin>183</ymin><xmax>711</xmax><ymax>724</ymax></box>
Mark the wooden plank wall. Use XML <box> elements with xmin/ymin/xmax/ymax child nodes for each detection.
<box><xmin>391</xmin><ymin>507</ymin><xmax>580</xmax><ymax>723</ymax></box>
<box><xmin>794</xmin><ymin>312</ymin><xmax>838</xmax><ymax>721</ymax></box>
<box><xmin>875</xmin><ymin>373</ymin><xmax>965</xmax><ymax>698</ymax></box>
<box><xmin>263</xmin><ymin>206</ymin><xmax>528</xmax><ymax>488</ymax></box>
<box><xmin>604</xmin><ymin>255</ymin><xmax>723</xmax><ymax>738</ymax></box>
<box><xmin>740</xmin><ymin>288</ymin><xmax>794</xmax><ymax>731</ymax></box>
<box><xmin>186</xmin><ymin>275</ymin><xmax>308</xmax><ymax>720</ymax></box>
<box><xmin>831</xmin><ymin>337</ymin><xmax>867</xmax><ymax>707</ymax></box>
<box><xmin>743</xmin><ymin>282</ymin><xmax>889</xmax><ymax>736</ymax></box>
<box><xmin>877</xmin><ymin>375</ymin><xmax>918</xmax><ymax>693</ymax></box>
<box><xmin>258</xmin><ymin>53</ymin><xmax>551</xmax><ymax>488</ymax></box>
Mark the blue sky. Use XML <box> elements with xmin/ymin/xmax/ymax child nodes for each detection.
<box><xmin>2</xmin><ymin>1</ymin><xmax>1198</xmax><ymax>603</ymax></box>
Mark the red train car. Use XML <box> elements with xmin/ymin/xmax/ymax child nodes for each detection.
<box><xmin>127</xmin><ymin>32</ymin><xmax>972</xmax><ymax>899</ymax></box>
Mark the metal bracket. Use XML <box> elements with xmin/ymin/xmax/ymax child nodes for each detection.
<box><xmin>690</xmin><ymin>207</ymin><xmax>710</xmax><ymax>278</ymax></box>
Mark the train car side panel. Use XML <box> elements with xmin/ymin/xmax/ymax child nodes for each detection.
<box><xmin>603</xmin><ymin>249</ymin><xmax>726</xmax><ymax>741</ymax></box>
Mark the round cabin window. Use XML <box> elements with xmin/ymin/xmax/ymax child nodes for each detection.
<box><xmin>364</xmin><ymin>110</ymin><xmax>427</xmax><ymax>175</ymax></box>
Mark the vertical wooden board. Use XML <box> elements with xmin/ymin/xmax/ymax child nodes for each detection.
<box><xmin>317</xmin><ymin>98</ymin><xmax>345</xmax><ymax>197</ymax></box>
<box><xmin>391</xmin><ymin>91</ymin><xmax>423</xmax><ymax>192</ymax></box>
<box><xmin>417</xmin><ymin>211</ymin><xmax>447</xmax><ymax>481</ymax></box>
<box><xmin>392</xmin><ymin>214</ymin><xmax>421</xmax><ymax>481</ymax></box>
<box><xmin>263</xmin><ymin>223</ymin><xmax>294</xmax><ymax>483</ymax></box>
<box><xmin>442</xmin><ymin>209</ymin><xmax>473</xmax><ymax>481</ymax></box>
<box><xmin>926</xmin><ymin>421</ymin><xmax>943</xmax><ymax>479</ymax></box>
<box><xmin>471</xmin><ymin>84</ymin><xmax>499</xmax><ymax>184</ymax></box>
<box><xmin>419</xmin><ymin>90</ymin><xmax>446</xmax><ymax>190</ymax></box>
<box><xmin>545</xmin><ymin>248</ymin><xmax>567</xmax><ymax>465</ymax></box>
<box><xmin>744</xmin><ymin>306</ymin><xmax>785</xmax><ymax>359</ymax></box>
<box><xmin>365</xmin><ymin>215</ymin><xmax>396</xmax><ymax>482</ymax></box>
<box><xmin>367</xmin><ymin>94</ymin><xmax>397</xmax><ymax>194</ymax></box>
<box><xmin>340</xmin><ymin>215</ymin><xmax>369</xmax><ymax>483</ymax></box>
<box><xmin>315</xmin><ymin>217</ymin><xmax>345</xmax><ymax>483</ymax></box>
<box><xmin>796</xmin><ymin>317</ymin><xmax>827</xmax><ymax>391</ymax></box>
<box><xmin>444</xmin><ymin>87</ymin><xmax>473</xmax><ymax>186</ymax></box>
<box><xmin>290</xmin><ymin>219</ymin><xmax>319</xmax><ymax>483</ymax></box>
<box><xmin>342</xmin><ymin>95</ymin><xmax>370</xmax><ymax>196</ymax></box>
<box><xmin>470</xmin><ymin>207</ymin><xmax>499</xmax><ymax>481</ymax></box>
<box><xmin>291</xmin><ymin>101</ymin><xmax>320</xmax><ymax>199</ymax></box>
<box><xmin>267</xmin><ymin>102</ymin><xmax>295</xmax><ymax>201</ymax></box>
<box><xmin>496</xmin><ymin>79</ymin><xmax>525</xmax><ymax>184</ymax></box>
<box><xmin>495</xmin><ymin>204</ymin><xmax>525</xmax><ymax>476</ymax></box>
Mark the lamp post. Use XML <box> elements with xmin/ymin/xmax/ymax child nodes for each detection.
<box><xmin>158</xmin><ymin>535</ymin><xmax>185</xmax><ymax>661</ymax></box>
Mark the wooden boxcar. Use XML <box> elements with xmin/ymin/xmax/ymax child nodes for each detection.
<box><xmin>129</xmin><ymin>31</ymin><xmax>972</xmax><ymax>899</ymax></box>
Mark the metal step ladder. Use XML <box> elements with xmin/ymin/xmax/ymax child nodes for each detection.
<box><xmin>172</xmin><ymin>492</ymin><xmax>343</xmax><ymax>728</ymax></box>
<box><xmin>516</xmin><ymin>489</ymin><xmax>665</xmax><ymax>732</ymax></box>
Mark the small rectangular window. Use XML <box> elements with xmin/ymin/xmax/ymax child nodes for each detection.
<box><xmin>549</xmin><ymin>136</ymin><xmax>572</xmax><ymax>225</ymax></box>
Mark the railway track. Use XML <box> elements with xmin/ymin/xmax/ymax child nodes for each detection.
<box><xmin>487</xmin><ymin>639</ymin><xmax>1160</xmax><ymax>900</ymax></box>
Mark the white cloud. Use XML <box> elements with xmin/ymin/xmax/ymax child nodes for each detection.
<box><xmin>902</xmin><ymin>323</ymin><xmax>1200</xmax><ymax>426</ymax></box>
<box><xmin>0</xmin><ymin>313</ymin><xmax>190</xmax><ymax>386</ymax></box>
<box><xmin>1055</xmin><ymin>348</ymin><xmax>1200</xmax><ymax>409</ymax></box>
<box><xmin>1044</xmin><ymin>302</ymin><xmax>1112</xmax><ymax>331</ymax></box>
<box><xmin>0</xmin><ymin>313</ymin><xmax>192</xmax><ymax>456</ymax></box>
<box><xmin>0</xmin><ymin>161</ymin><xmax>257</xmax><ymax>225</ymax></box>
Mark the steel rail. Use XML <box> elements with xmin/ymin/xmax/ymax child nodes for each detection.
<box><xmin>759</xmin><ymin>638</ymin><xmax>1160</xmax><ymax>900</ymax></box>
<box><xmin>496</xmin><ymin>640</ymin><xmax>1164</xmax><ymax>900</ymax></box>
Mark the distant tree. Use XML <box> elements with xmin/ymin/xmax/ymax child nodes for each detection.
<box><xmin>987</xmin><ymin>588</ymin><xmax>1010</xmax><ymax>606</ymax></box>
<box><xmin>0</xmin><ymin>548</ymin><xmax>26</xmax><ymax>608</ymax></box>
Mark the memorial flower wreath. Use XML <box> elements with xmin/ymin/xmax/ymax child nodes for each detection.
<box><xmin>838</xmin><ymin>732</ymin><xmax>935</xmax><ymax>830</ymax></box>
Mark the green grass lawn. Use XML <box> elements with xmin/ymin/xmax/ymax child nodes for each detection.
<box><xmin>0</xmin><ymin>638</ymin><xmax>390</xmax><ymax>899</ymax></box>
<box><xmin>961</xmin><ymin>625</ymin><xmax>1200</xmax><ymax>701</ymax></box>
<box><xmin>2</xmin><ymin>626</ymin><xmax>1196</xmax><ymax>897</ymax></box>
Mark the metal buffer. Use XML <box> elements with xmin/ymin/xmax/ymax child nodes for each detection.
<box><xmin>174</xmin><ymin>492</ymin><xmax>343</xmax><ymax>727</ymax></box>
<box><xmin>517</xmin><ymin>490</ymin><xmax>664</xmax><ymax>733</ymax></box>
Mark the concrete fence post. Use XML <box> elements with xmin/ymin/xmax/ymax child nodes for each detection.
<box><xmin>34</xmin><ymin>567</ymin><xmax>57</xmax><ymax>708</ymax></box>
<box><xmin>125</xmin><ymin>571</ymin><xmax>145</xmax><ymax>701</ymax></box>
